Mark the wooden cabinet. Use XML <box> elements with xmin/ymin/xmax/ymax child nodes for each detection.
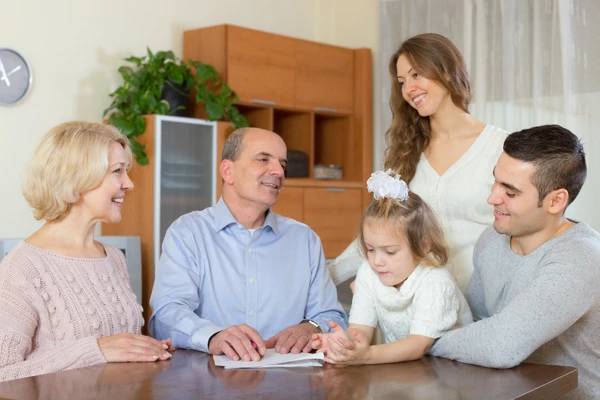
<box><xmin>184</xmin><ymin>25</ymin><xmax>296</xmax><ymax>108</ymax></box>
<box><xmin>295</xmin><ymin>41</ymin><xmax>354</xmax><ymax>114</ymax></box>
<box><xmin>270</xmin><ymin>186</ymin><xmax>363</xmax><ymax>258</ymax></box>
<box><xmin>271</xmin><ymin>187</ymin><xmax>303</xmax><ymax>222</ymax></box>
<box><xmin>227</xmin><ymin>26</ymin><xmax>296</xmax><ymax>107</ymax></box>
<box><xmin>184</xmin><ymin>25</ymin><xmax>356</xmax><ymax>112</ymax></box>
<box><xmin>185</xmin><ymin>24</ymin><xmax>373</xmax><ymax>257</ymax></box>
<box><xmin>304</xmin><ymin>188</ymin><xmax>363</xmax><ymax>258</ymax></box>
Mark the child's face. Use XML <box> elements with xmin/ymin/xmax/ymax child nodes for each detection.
<box><xmin>363</xmin><ymin>218</ymin><xmax>420</xmax><ymax>289</ymax></box>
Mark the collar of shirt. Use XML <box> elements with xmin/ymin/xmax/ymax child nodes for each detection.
<box><xmin>213</xmin><ymin>197</ymin><xmax>281</xmax><ymax>236</ymax></box>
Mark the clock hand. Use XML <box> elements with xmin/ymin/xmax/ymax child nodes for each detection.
<box><xmin>6</xmin><ymin>65</ymin><xmax>21</xmax><ymax>77</ymax></box>
<box><xmin>0</xmin><ymin>57</ymin><xmax>10</xmax><ymax>87</ymax></box>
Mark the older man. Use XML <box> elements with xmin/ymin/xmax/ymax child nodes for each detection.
<box><xmin>149</xmin><ymin>127</ymin><xmax>347</xmax><ymax>362</ymax></box>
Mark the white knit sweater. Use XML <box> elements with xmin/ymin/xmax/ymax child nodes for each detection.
<box><xmin>349</xmin><ymin>262</ymin><xmax>473</xmax><ymax>342</ymax></box>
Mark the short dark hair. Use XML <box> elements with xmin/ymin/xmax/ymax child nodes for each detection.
<box><xmin>221</xmin><ymin>127</ymin><xmax>252</xmax><ymax>161</ymax></box>
<box><xmin>503</xmin><ymin>125</ymin><xmax>586</xmax><ymax>208</ymax></box>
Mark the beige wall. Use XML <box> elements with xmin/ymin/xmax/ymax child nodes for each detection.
<box><xmin>0</xmin><ymin>0</ymin><xmax>379</xmax><ymax>238</ymax></box>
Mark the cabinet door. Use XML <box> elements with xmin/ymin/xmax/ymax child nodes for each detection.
<box><xmin>227</xmin><ymin>26</ymin><xmax>296</xmax><ymax>108</ymax></box>
<box><xmin>271</xmin><ymin>187</ymin><xmax>303</xmax><ymax>222</ymax></box>
<box><xmin>303</xmin><ymin>188</ymin><xmax>362</xmax><ymax>258</ymax></box>
<box><xmin>295</xmin><ymin>41</ymin><xmax>354</xmax><ymax>114</ymax></box>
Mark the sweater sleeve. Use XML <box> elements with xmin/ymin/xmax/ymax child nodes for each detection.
<box><xmin>0</xmin><ymin>264</ymin><xmax>106</xmax><ymax>382</ymax></box>
<box><xmin>348</xmin><ymin>262</ymin><xmax>378</xmax><ymax>327</ymax></box>
<box><xmin>430</xmin><ymin>240</ymin><xmax>600</xmax><ymax>368</ymax></box>
<box><xmin>410</xmin><ymin>273</ymin><xmax>460</xmax><ymax>338</ymax></box>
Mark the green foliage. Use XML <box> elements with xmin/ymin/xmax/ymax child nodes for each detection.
<box><xmin>104</xmin><ymin>48</ymin><xmax>249</xmax><ymax>165</ymax></box>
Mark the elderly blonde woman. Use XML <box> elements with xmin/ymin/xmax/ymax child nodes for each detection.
<box><xmin>0</xmin><ymin>121</ymin><xmax>173</xmax><ymax>382</ymax></box>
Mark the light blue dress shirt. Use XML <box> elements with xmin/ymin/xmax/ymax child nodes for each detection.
<box><xmin>149</xmin><ymin>198</ymin><xmax>347</xmax><ymax>352</ymax></box>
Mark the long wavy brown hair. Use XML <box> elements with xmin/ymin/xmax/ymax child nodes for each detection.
<box><xmin>385</xmin><ymin>33</ymin><xmax>472</xmax><ymax>183</ymax></box>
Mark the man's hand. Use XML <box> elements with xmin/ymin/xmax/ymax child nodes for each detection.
<box><xmin>265</xmin><ymin>322</ymin><xmax>320</xmax><ymax>354</ymax></box>
<box><xmin>208</xmin><ymin>324</ymin><xmax>265</xmax><ymax>362</ymax></box>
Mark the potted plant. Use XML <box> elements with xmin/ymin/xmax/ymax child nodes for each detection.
<box><xmin>103</xmin><ymin>48</ymin><xmax>248</xmax><ymax>165</ymax></box>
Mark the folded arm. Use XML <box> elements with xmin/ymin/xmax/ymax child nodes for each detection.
<box><xmin>0</xmin><ymin>278</ymin><xmax>106</xmax><ymax>382</ymax></box>
<box><xmin>431</xmin><ymin>260</ymin><xmax>599</xmax><ymax>368</ymax></box>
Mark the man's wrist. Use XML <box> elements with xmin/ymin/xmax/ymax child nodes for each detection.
<box><xmin>300</xmin><ymin>319</ymin><xmax>322</xmax><ymax>333</ymax></box>
<box><xmin>207</xmin><ymin>330</ymin><xmax>221</xmax><ymax>353</ymax></box>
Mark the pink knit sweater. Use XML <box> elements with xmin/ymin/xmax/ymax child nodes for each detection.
<box><xmin>0</xmin><ymin>242</ymin><xmax>144</xmax><ymax>381</ymax></box>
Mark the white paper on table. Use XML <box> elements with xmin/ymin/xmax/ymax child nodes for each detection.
<box><xmin>213</xmin><ymin>349</ymin><xmax>324</xmax><ymax>369</ymax></box>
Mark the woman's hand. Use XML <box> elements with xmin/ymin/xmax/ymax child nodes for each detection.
<box><xmin>311</xmin><ymin>321</ymin><xmax>348</xmax><ymax>354</ymax></box>
<box><xmin>324</xmin><ymin>329</ymin><xmax>371</xmax><ymax>366</ymax></box>
<box><xmin>97</xmin><ymin>332</ymin><xmax>172</xmax><ymax>362</ymax></box>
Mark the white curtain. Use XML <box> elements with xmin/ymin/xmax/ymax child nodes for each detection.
<box><xmin>379</xmin><ymin>0</ymin><xmax>600</xmax><ymax>230</ymax></box>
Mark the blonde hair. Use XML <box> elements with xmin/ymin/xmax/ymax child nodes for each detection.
<box><xmin>385</xmin><ymin>33</ymin><xmax>472</xmax><ymax>184</ymax></box>
<box><xmin>23</xmin><ymin>121</ymin><xmax>132</xmax><ymax>221</ymax></box>
<box><xmin>358</xmin><ymin>192</ymin><xmax>448</xmax><ymax>267</ymax></box>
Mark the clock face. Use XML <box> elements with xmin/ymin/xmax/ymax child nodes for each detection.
<box><xmin>0</xmin><ymin>49</ymin><xmax>32</xmax><ymax>105</ymax></box>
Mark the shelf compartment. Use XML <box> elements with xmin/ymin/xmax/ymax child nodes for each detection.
<box><xmin>273</xmin><ymin>109</ymin><xmax>313</xmax><ymax>176</ymax></box>
<box><xmin>314</xmin><ymin>114</ymin><xmax>354</xmax><ymax>181</ymax></box>
<box><xmin>236</xmin><ymin>103</ymin><xmax>274</xmax><ymax>131</ymax></box>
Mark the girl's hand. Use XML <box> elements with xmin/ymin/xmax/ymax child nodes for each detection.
<box><xmin>161</xmin><ymin>338</ymin><xmax>175</xmax><ymax>352</ymax></box>
<box><xmin>324</xmin><ymin>329</ymin><xmax>371</xmax><ymax>365</ymax></box>
<box><xmin>311</xmin><ymin>321</ymin><xmax>348</xmax><ymax>353</ymax></box>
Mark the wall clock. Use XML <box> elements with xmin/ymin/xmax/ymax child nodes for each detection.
<box><xmin>0</xmin><ymin>48</ymin><xmax>33</xmax><ymax>105</ymax></box>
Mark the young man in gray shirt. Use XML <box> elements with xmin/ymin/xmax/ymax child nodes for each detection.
<box><xmin>430</xmin><ymin>125</ymin><xmax>600</xmax><ymax>399</ymax></box>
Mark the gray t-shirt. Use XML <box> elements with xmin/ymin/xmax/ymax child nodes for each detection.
<box><xmin>430</xmin><ymin>222</ymin><xmax>600</xmax><ymax>400</ymax></box>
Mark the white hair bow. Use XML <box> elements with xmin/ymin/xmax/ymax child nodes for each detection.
<box><xmin>366</xmin><ymin>169</ymin><xmax>409</xmax><ymax>201</ymax></box>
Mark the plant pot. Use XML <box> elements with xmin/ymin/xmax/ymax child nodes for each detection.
<box><xmin>162</xmin><ymin>80</ymin><xmax>190</xmax><ymax>116</ymax></box>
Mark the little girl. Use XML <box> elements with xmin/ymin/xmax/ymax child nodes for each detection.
<box><xmin>313</xmin><ymin>169</ymin><xmax>473</xmax><ymax>365</ymax></box>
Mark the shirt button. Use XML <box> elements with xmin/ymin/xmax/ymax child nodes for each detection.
<box><xmin>249</xmin><ymin>311</ymin><xmax>254</xmax><ymax>316</ymax></box>
<box><xmin>248</xmin><ymin>248</ymin><xmax>252</xmax><ymax>253</ymax></box>
<box><xmin>249</xmin><ymin>278</ymin><xmax>254</xmax><ymax>283</ymax></box>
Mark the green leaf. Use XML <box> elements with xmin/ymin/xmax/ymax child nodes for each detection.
<box><xmin>156</xmin><ymin>50</ymin><xmax>175</xmax><ymax>61</ymax></box>
<box><xmin>195</xmin><ymin>63</ymin><xmax>219</xmax><ymax>82</ymax></box>
<box><xmin>166</xmin><ymin>67</ymin><xmax>184</xmax><ymax>85</ymax></box>
<box><xmin>233</xmin><ymin>114</ymin><xmax>250</xmax><ymax>129</ymax></box>
<box><xmin>132</xmin><ymin>115</ymin><xmax>146</xmax><ymax>135</ymax></box>
<box><xmin>220</xmin><ymin>84</ymin><xmax>233</xmax><ymax>98</ymax></box>
<box><xmin>205</xmin><ymin>102</ymin><xmax>224</xmax><ymax>120</ymax></box>
<box><xmin>137</xmin><ymin>152</ymin><xmax>149</xmax><ymax>165</ymax></box>
<box><xmin>124</xmin><ymin>56</ymin><xmax>143</xmax><ymax>66</ymax></box>
<box><xmin>146</xmin><ymin>93</ymin><xmax>157</xmax><ymax>112</ymax></box>
<box><xmin>129</xmin><ymin>137</ymin><xmax>148</xmax><ymax>165</ymax></box>
<box><xmin>157</xmin><ymin>100</ymin><xmax>170</xmax><ymax>115</ymax></box>
<box><xmin>112</xmin><ymin>116</ymin><xmax>136</xmax><ymax>136</ymax></box>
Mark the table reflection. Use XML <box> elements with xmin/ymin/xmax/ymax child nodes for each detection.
<box><xmin>0</xmin><ymin>350</ymin><xmax>576</xmax><ymax>400</ymax></box>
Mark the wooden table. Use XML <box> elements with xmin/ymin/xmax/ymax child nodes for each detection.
<box><xmin>0</xmin><ymin>350</ymin><xmax>577</xmax><ymax>400</ymax></box>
